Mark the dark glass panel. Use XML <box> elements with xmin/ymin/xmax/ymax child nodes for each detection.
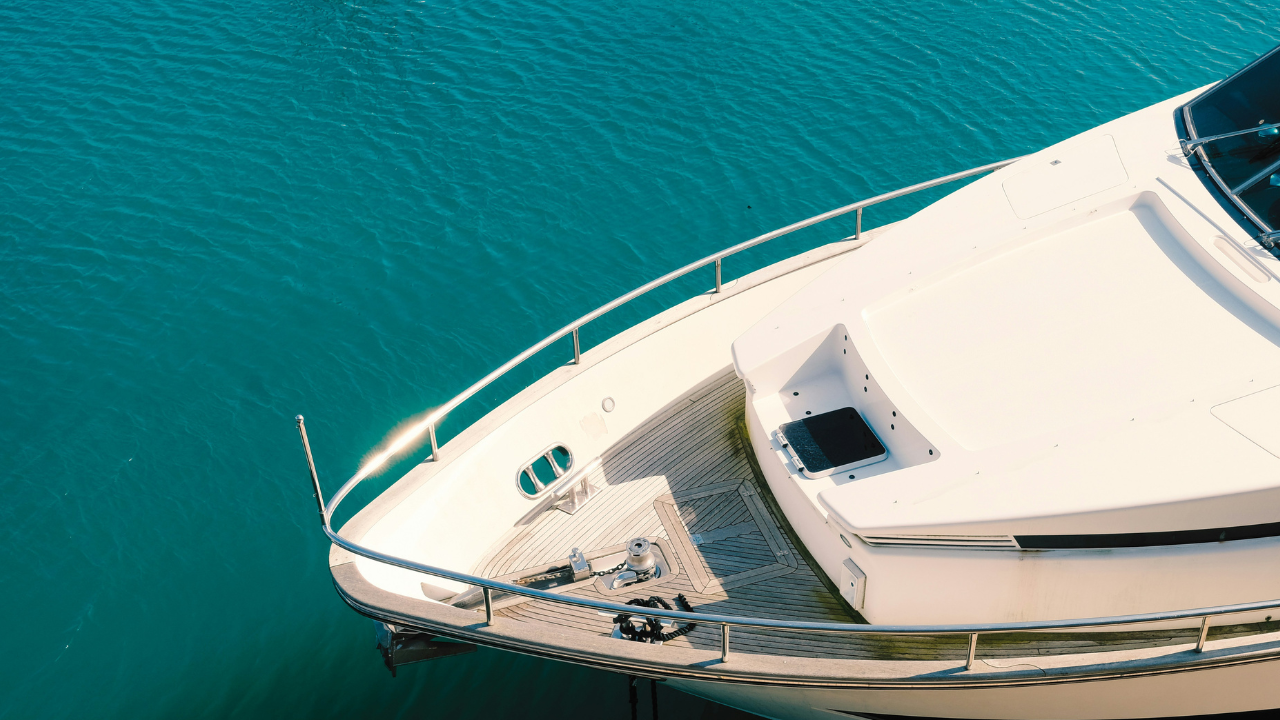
<box><xmin>1191</xmin><ymin>50</ymin><xmax>1280</xmax><ymax>189</ymax></box>
<box><xmin>1237</xmin><ymin>171</ymin><xmax>1280</xmax><ymax>229</ymax></box>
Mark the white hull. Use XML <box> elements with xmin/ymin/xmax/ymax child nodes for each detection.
<box><xmin>673</xmin><ymin>656</ymin><xmax>1280</xmax><ymax>720</ymax></box>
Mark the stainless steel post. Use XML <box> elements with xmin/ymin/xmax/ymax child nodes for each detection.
<box><xmin>855</xmin><ymin>208</ymin><xmax>863</xmax><ymax>241</ymax></box>
<box><xmin>714</xmin><ymin>258</ymin><xmax>722</xmax><ymax>293</ymax></box>
<box><xmin>484</xmin><ymin>588</ymin><xmax>494</xmax><ymax>626</ymax></box>
<box><xmin>720</xmin><ymin>624</ymin><xmax>730</xmax><ymax>662</ymax></box>
<box><xmin>295</xmin><ymin>415</ymin><xmax>326</xmax><ymax>523</ymax></box>
<box><xmin>965</xmin><ymin>632</ymin><xmax>978</xmax><ymax>669</ymax></box>
<box><xmin>1196</xmin><ymin>616</ymin><xmax>1210</xmax><ymax>652</ymax></box>
<box><xmin>572</xmin><ymin>327</ymin><xmax>581</xmax><ymax>365</ymax></box>
<box><xmin>429</xmin><ymin>423</ymin><xmax>439</xmax><ymax>462</ymax></box>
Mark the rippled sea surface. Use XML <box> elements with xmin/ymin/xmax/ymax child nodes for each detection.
<box><xmin>1</xmin><ymin>0</ymin><xmax>1275</xmax><ymax>717</ymax></box>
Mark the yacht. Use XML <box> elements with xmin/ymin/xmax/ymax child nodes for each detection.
<box><xmin>297</xmin><ymin>44</ymin><xmax>1280</xmax><ymax>719</ymax></box>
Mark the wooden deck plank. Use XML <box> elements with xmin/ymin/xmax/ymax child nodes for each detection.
<box><xmin>466</xmin><ymin>370</ymin><xmax>1254</xmax><ymax>662</ymax></box>
<box><xmin>464</xmin><ymin>370</ymin><xmax>882</xmax><ymax>659</ymax></box>
<box><xmin>653</xmin><ymin>498</ymin><xmax>711</xmax><ymax>593</ymax></box>
<box><xmin>492</xmin><ymin>381</ymin><xmax>749</xmax><ymax>575</ymax></box>
<box><xmin>485</xmin><ymin>386</ymin><xmax>735</xmax><ymax>573</ymax></box>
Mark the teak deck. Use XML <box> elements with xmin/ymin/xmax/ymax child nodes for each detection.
<box><xmin>470</xmin><ymin>372</ymin><xmax>1273</xmax><ymax>662</ymax></box>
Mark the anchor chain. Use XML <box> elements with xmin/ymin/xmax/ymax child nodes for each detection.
<box><xmin>613</xmin><ymin>595</ymin><xmax>698</xmax><ymax>643</ymax></box>
<box><xmin>514</xmin><ymin>561</ymin><xmax>627</xmax><ymax>586</ymax></box>
<box><xmin>512</xmin><ymin>568</ymin><xmax>571</xmax><ymax>585</ymax></box>
<box><xmin>591</xmin><ymin>561</ymin><xmax>627</xmax><ymax>577</ymax></box>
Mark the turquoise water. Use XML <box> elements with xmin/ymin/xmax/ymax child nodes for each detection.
<box><xmin>1</xmin><ymin>0</ymin><xmax>1275</xmax><ymax>716</ymax></box>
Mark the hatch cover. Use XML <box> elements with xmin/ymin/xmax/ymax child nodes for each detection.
<box><xmin>778</xmin><ymin>407</ymin><xmax>886</xmax><ymax>476</ymax></box>
<box><xmin>1002</xmin><ymin>134</ymin><xmax>1128</xmax><ymax>218</ymax></box>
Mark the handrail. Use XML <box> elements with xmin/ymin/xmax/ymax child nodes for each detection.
<box><xmin>298</xmin><ymin>155</ymin><xmax>1280</xmax><ymax>670</ymax></box>
<box><xmin>309</xmin><ymin>444</ymin><xmax>1278</xmax><ymax>666</ymax></box>
<box><xmin>322</xmin><ymin>156</ymin><xmax>1022</xmax><ymax>517</ymax></box>
<box><xmin>317</xmin><ymin>508</ymin><xmax>1280</xmax><ymax>636</ymax></box>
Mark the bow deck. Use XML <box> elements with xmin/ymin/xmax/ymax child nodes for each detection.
<box><xmin>466</xmin><ymin>371</ymin><xmax>1270</xmax><ymax>662</ymax></box>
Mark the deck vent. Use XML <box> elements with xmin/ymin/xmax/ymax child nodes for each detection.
<box><xmin>858</xmin><ymin>534</ymin><xmax>1019</xmax><ymax>550</ymax></box>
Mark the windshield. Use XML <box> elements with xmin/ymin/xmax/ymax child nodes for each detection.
<box><xmin>1184</xmin><ymin>45</ymin><xmax>1280</xmax><ymax>233</ymax></box>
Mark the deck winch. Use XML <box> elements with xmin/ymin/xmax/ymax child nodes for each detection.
<box><xmin>609</xmin><ymin>537</ymin><xmax>659</xmax><ymax>589</ymax></box>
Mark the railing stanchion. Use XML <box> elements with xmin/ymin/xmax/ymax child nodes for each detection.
<box><xmin>484</xmin><ymin>588</ymin><xmax>494</xmax><ymax>626</ymax></box>
<box><xmin>965</xmin><ymin>632</ymin><xmax>978</xmax><ymax>670</ymax></box>
<box><xmin>1196</xmin><ymin>616</ymin><xmax>1210</xmax><ymax>652</ymax></box>
<box><xmin>721</xmin><ymin>624</ymin><xmax>730</xmax><ymax>662</ymax></box>
<box><xmin>295</xmin><ymin>415</ymin><xmax>326</xmax><ymax>523</ymax></box>
<box><xmin>429</xmin><ymin>423</ymin><xmax>439</xmax><ymax>462</ymax></box>
<box><xmin>855</xmin><ymin>207</ymin><xmax>863</xmax><ymax>241</ymax></box>
<box><xmin>572</xmin><ymin>327</ymin><xmax>581</xmax><ymax>364</ymax></box>
<box><xmin>715</xmin><ymin>258</ymin><xmax>722</xmax><ymax>293</ymax></box>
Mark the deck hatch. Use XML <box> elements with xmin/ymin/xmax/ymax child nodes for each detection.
<box><xmin>779</xmin><ymin>407</ymin><xmax>886</xmax><ymax>475</ymax></box>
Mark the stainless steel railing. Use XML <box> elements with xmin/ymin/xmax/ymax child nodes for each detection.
<box><xmin>319</xmin><ymin>156</ymin><xmax>1020</xmax><ymax>513</ymax></box>
<box><xmin>297</xmin><ymin>156</ymin><xmax>1280</xmax><ymax>671</ymax></box>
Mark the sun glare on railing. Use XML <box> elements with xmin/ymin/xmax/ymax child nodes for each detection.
<box><xmin>353</xmin><ymin>410</ymin><xmax>443</xmax><ymax>483</ymax></box>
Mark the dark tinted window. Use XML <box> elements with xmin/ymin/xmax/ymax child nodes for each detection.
<box><xmin>1239</xmin><ymin>176</ymin><xmax>1280</xmax><ymax>229</ymax></box>
<box><xmin>1189</xmin><ymin>50</ymin><xmax>1280</xmax><ymax>192</ymax></box>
